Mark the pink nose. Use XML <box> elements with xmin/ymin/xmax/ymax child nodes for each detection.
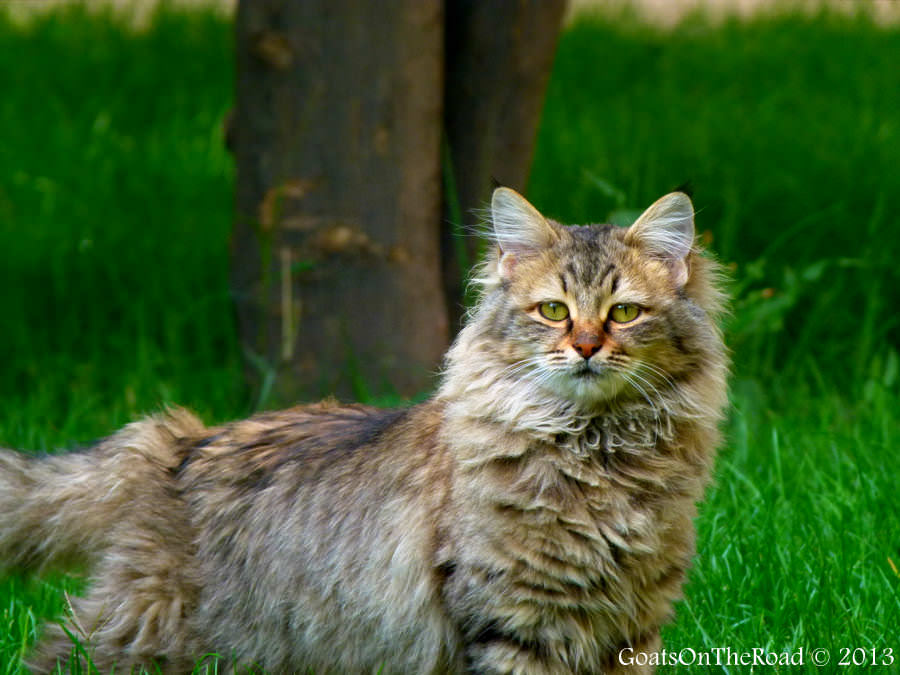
<box><xmin>572</xmin><ymin>334</ymin><xmax>603</xmax><ymax>359</ymax></box>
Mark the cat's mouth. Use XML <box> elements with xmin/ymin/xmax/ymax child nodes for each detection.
<box><xmin>554</xmin><ymin>360</ymin><xmax>627</xmax><ymax>405</ymax></box>
<box><xmin>572</xmin><ymin>363</ymin><xmax>603</xmax><ymax>379</ymax></box>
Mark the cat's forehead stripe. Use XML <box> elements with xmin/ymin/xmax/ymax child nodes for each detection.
<box><xmin>598</xmin><ymin>263</ymin><xmax>615</xmax><ymax>288</ymax></box>
<box><xmin>556</xmin><ymin>226</ymin><xmax>623</xmax><ymax>292</ymax></box>
<box><xmin>565</xmin><ymin>222</ymin><xmax>616</xmax><ymax>243</ymax></box>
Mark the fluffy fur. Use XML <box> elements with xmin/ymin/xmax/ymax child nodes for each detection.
<box><xmin>0</xmin><ymin>188</ymin><xmax>728</xmax><ymax>674</ymax></box>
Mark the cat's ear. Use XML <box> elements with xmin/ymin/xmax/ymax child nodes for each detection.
<box><xmin>491</xmin><ymin>187</ymin><xmax>557</xmax><ymax>277</ymax></box>
<box><xmin>625</xmin><ymin>192</ymin><xmax>695</xmax><ymax>286</ymax></box>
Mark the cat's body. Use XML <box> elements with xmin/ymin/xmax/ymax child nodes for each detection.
<box><xmin>0</xmin><ymin>189</ymin><xmax>728</xmax><ymax>674</ymax></box>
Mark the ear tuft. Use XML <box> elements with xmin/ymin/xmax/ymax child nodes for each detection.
<box><xmin>625</xmin><ymin>192</ymin><xmax>695</xmax><ymax>285</ymax></box>
<box><xmin>491</xmin><ymin>187</ymin><xmax>557</xmax><ymax>257</ymax></box>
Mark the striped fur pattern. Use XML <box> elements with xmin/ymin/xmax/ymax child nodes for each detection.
<box><xmin>0</xmin><ymin>189</ymin><xmax>728</xmax><ymax>673</ymax></box>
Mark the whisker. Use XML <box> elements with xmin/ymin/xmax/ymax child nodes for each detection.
<box><xmin>630</xmin><ymin>359</ymin><xmax>677</xmax><ymax>389</ymax></box>
<box><xmin>624</xmin><ymin>369</ymin><xmax>666</xmax><ymax>401</ymax></box>
<box><xmin>495</xmin><ymin>355</ymin><xmax>545</xmax><ymax>380</ymax></box>
<box><xmin>619</xmin><ymin>371</ymin><xmax>658</xmax><ymax>413</ymax></box>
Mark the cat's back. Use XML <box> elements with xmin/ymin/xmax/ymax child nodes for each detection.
<box><xmin>176</xmin><ymin>399</ymin><xmax>461</xmax><ymax>672</ymax></box>
<box><xmin>176</xmin><ymin>400</ymin><xmax>454</xmax><ymax>552</ymax></box>
<box><xmin>179</xmin><ymin>400</ymin><xmax>413</xmax><ymax>489</ymax></box>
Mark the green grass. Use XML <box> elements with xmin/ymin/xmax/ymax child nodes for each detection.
<box><xmin>1</xmin><ymin>3</ymin><xmax>898</xmax><ymax>673</ymax></box>
<box><xmin>663</xmin><ymin>381</ymin><xmax>900</xmax><ymax>672</ymax></box>
<box><xmin>535</xmin><ymin>9</ymin><xmax>900</xmax><ymax>670</ymax></box>
<box><xmin>0</xmin><ymin>3</ymin><xmax>243</xmax><ymax>452</ymax></box>
<box><xmin>532</xmin><ymin>6</ymin><xmax>900</xmax><ymax>390</ymax></box>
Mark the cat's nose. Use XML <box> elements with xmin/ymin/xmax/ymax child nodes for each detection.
<box><xmin>572</xmin><ymin>333</ymin><xmax>603</xmax><ymax>359</ymax></box>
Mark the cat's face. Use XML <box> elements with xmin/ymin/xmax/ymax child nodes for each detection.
<box><xmin>481</xmin><ymin>189</ymin><xmax>713</xmax><ymax>410</ymax></box>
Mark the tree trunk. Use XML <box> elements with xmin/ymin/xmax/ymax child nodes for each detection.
<box><xmin>442</xmin><ymin>0</ymin><xmax>567</xmax><ymax>331</ymax></box>
<box><xmin>231</xmin><ymin>0</ymin><xmax>565</xmax><ymax>403</ymax></box>
<box><xmin>231</xmin><ymin>0</ymin><xmax>447</xmax><ymax>402</ymax></box>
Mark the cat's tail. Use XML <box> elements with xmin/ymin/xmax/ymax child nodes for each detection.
<box><xmin>0</xmin><ymin>408</ymin><xmax>205</xmax><ymax>573</ymax></box>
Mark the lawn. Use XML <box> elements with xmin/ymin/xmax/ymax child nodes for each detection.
<box><xmin>1</xmin><ymin>2</ymin><xmax>898</xmax><ymax>673</ymax></box>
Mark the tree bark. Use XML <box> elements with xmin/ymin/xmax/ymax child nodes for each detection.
<box><xmin>232</xmin><ymin>0</ymin><xmax>447</xmax><ymax>401</ymax></box>
<box><xmin>442</xmin><ymin>0</ymin><xmax>567</xmax><ymax>331</ymax></box>
<box><xmin>231</xmin><ymin>0</ymin><xmax>565</xmax><ymax>403</ymax></box>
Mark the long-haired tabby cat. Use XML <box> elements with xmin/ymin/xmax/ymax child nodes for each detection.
<box><xmin>1</xmin><ymin>188</ymin><xmax>727</xmax><ymax>674</ymax></box>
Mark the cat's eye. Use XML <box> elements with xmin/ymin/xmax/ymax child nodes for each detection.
<box><xmin>609</xmin><ymin>303</ymin><xmax>641</xmax><ymax>323</ymax></box>
<box><xmin>538</xmin><ymin>301</ymin><xmax>569</xmax><ymax>322</ymax></box>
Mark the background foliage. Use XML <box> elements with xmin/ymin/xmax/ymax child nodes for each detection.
<box><xmin>0</xmin><ymin>3</ymin><xmax>897</xmax><ymax>672</ymax></box>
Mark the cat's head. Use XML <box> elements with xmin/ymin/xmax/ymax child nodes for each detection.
<box><xmin>464</xmin><ymin>187</ymin><xmax>726</xmax><ymax>412</ymax></box>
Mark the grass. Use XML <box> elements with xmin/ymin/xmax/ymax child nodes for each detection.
<box><xmin>664</xmin><ymin>382</ymin><xmax>900</xmax><ymax>672</ymax></box>
<box><xmin>1</xmin><ymin>2</ymin><xmax>898</xmax><ymax>673</ymax></box>
<box><xmin>532</xmin><ymin>5</ymin><xmax>900</xmax><ymax>390</ymax></box>
<box><xmin>0</xmin><ymin>3</ymin><xmax>243</xmax><ymax>450</ymax></box>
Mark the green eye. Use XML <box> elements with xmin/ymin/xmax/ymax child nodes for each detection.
<box><xmin>610</xmin><ymin>303</ymin><xmax>641</xmax><ymax>323</ymax></box>
<box><xmin>538</xmin><ymin>301</ymin><xmax>569</xmax><ymax>321</ymax></box>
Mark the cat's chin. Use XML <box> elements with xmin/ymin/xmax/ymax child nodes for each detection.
<box><xmin>549</xmin><ymin>367</ymin><xmax>626</xmax><ymax>408</ymax></box>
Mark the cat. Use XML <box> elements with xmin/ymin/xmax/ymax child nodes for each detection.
<box><xmin>0</xmin><ymin>187</ymin><xmax>728</xmax><ymax>674</ymax></box>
